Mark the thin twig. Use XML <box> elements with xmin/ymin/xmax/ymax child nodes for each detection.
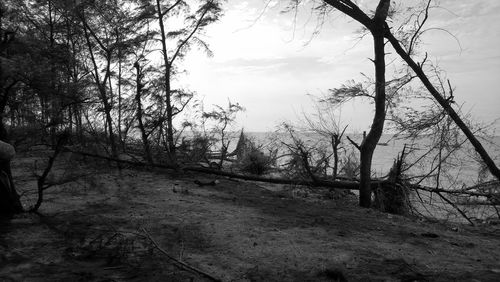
<box><xmin>435</xmin><ymin>191</ymin><xmax>474</xmax><ymax>225</ymax></box>
<box><xmin>346</xmin><ymin>135</ymin><xmax>361</xmax><ymax>151</ymax></box>
<box><xmin>141</xmin><ymin>228</ymin><xmax>221</xmax><ymax>282</ymax></box>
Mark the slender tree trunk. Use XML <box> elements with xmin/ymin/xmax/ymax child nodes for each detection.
<box><xmin>331</xmin><ymin>136</ymin><xmax>339</xmax><ymax>180</ymax></box>
<box><xmin>357</xmin><ymin>1</ymin><xmax>390</xmax><ymax>208</ymax></box>
<box><xmin>155</xmin><ymin>0</ymin><xmax>176</xmax><ymax>164</ymax></box>
<box><xmin>103</xmin><ymin>98</ymin><xmax>117</xmax><ymax>156</ymax></box>
<box><xmin>117</xmin><ymin>50</ymin><xmax>123</xmax><ymax>148</ymax></box>
<box><xmin>68</xmin><ymin>107</ymin><xmax>73</xmax><ymax>134</ymax></box>
<box><xmin>134</xmin><ymin>63</ymin><xmax>153</xmax><ymax>164</ymax></box>
<box><xmin>359</xmin><ymin>32</ymin><xmax>387</xmax><ymax>207</ymax></box>
<box><xmin>48</xmin><ymin>0</ymin><xmax>55</xmax><ymax>144</ymax></box>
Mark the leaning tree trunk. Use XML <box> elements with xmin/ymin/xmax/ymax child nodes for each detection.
<box><xmin>384</xmin><ymin>30</ymin><xmax>500</xmax><ymax>181</ymax></box>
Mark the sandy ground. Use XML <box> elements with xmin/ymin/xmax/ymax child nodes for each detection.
<box><xmin>1</xmin><ymin>151</ymin><xmax>500</xmax><ymax>281</ymax></box>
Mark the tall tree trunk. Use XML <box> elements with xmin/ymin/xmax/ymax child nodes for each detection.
<box><xmin>332</xmin><ymin>136</ymin><xmax>339</xmax><ymax>180</ymax></box>
<box><xmin>103</xmin><ymin>98</ymin><xmax>117</xmax><ymax>157</ymax></box>
<box><xmin>117</xmin><ymin>50</ymin><xmax>123</xmax><ymax>148</ymax></box>
<box><xmin>47</xmin><ymin>0</ymin><xmax>61</xmax><ymax>147</ymax></box>
<box><xmin>155</xmin><ymin>0</ymin><xmax>176</xmax><ymax>164</ymax></box>
<box><xmin>358</xmin><ymin>0</ymin><xmax>390</xmax><ymax>208</ymax></box>
<box><xmin>359</xmin><ymin>33</ymin><xmax>387</xmax><ymax>207</ymax></box>
<box><xmin>134</xmin><ymin>63</ymin><xmax>153</xmax><ymax>164</ymax></box>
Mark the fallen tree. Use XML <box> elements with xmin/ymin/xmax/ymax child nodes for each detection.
<box><xmin>62</xmin><ymin>146</ymin><xmax>384</xmax><ymax>190</ymax></box>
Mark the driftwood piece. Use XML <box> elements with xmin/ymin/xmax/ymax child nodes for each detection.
<box><xmin>142</xmin><ymin>228</ymin><xmax>221</xmax><ymax>282</ymax></box>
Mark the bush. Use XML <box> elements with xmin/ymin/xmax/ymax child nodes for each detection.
<box><xmin>282</xmin><ymin>153</ymin><xmax>309</xmax><ymax>179</ymax></box>
<box><xmin>237</xmin><ymin>140</ymin><xmax>274</xmax><ymax>175</ymax></box>
<box><xmin>239</xmin><ymin>148</ymin><xmax>273</xmax><ymax>175</ymax></box>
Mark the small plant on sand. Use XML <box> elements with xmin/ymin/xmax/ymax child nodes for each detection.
<box><xmin>239</xmin><ymin>146</ymin><xmax>274</xmax><ymax>175</ymax></box>
<box><xmin>237</xmin><ymin>135</ymin><xmax>275</xmax><ymax>175</ymax></box>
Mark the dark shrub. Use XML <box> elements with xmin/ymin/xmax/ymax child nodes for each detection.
<box><xmin>239</xmin><ymin>146</ymin><xmax>274</xmax><ymax>175</ymax></box>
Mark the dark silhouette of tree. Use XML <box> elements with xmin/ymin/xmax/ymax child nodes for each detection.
<box><xmin>0</xmin><ymin>0</ymin><xmax>223</xmax><ymax>214</ymax></box>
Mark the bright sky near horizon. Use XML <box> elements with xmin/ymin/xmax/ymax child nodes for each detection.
<box><xmin>180</xmin><ymin>1</ymin><xmax>500</xmax><ymax>133</ymax></box>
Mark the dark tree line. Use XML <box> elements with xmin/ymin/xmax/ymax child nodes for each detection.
<box><xmin>0</xmin><ymin>0</ymin><xmax>222</xmax><ymax>216</ymax></box>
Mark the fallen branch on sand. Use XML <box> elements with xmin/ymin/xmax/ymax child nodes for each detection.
<box><xmin>141</xmin><ymin>228</ymin><xmax>221</xmax><ymax>282</ymax></box>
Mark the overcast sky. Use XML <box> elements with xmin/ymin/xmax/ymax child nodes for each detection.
<box><xmin>180</xmin><ymin>0</ymin><xmax>500</xmax><ymax>133</ymax></box>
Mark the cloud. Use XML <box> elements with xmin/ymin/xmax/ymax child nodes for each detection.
<box><xmin>211</xmin><ymin>56</ymin><xmax>338</xmax><ymax>75</ymax></box>
<box><xmin>232</xmin><ymin>1</ymin><xmax>249</xmax><ymax>10</ymax></box>
<box><xmin>178</xmin><ymin>1</ymin><xmax>500</xmax><ymax>131</ymax></box>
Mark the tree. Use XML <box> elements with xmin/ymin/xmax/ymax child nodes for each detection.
<box><xmin>290</xmin><ymin>0</ymin><xmax>500</xmax><ymax>207</ymax></box>
<box><xmin>151</xmin><ymin>0</ymin><xmax>222</xmax><ymax>164</ymax></box>
<box><xmin>301</xmin><ymin>98</ymin><xmax>347</xmax><ymax>180</ymax></box>
<box><xmin>77</xmin><ymin>1</ymin><xmax>124</xmax><ymax>158</ymax></box>
<box><xmin>202</xmin><ymin>101</ymin><xmax>245</xmax><ymax>168</ymax></box>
